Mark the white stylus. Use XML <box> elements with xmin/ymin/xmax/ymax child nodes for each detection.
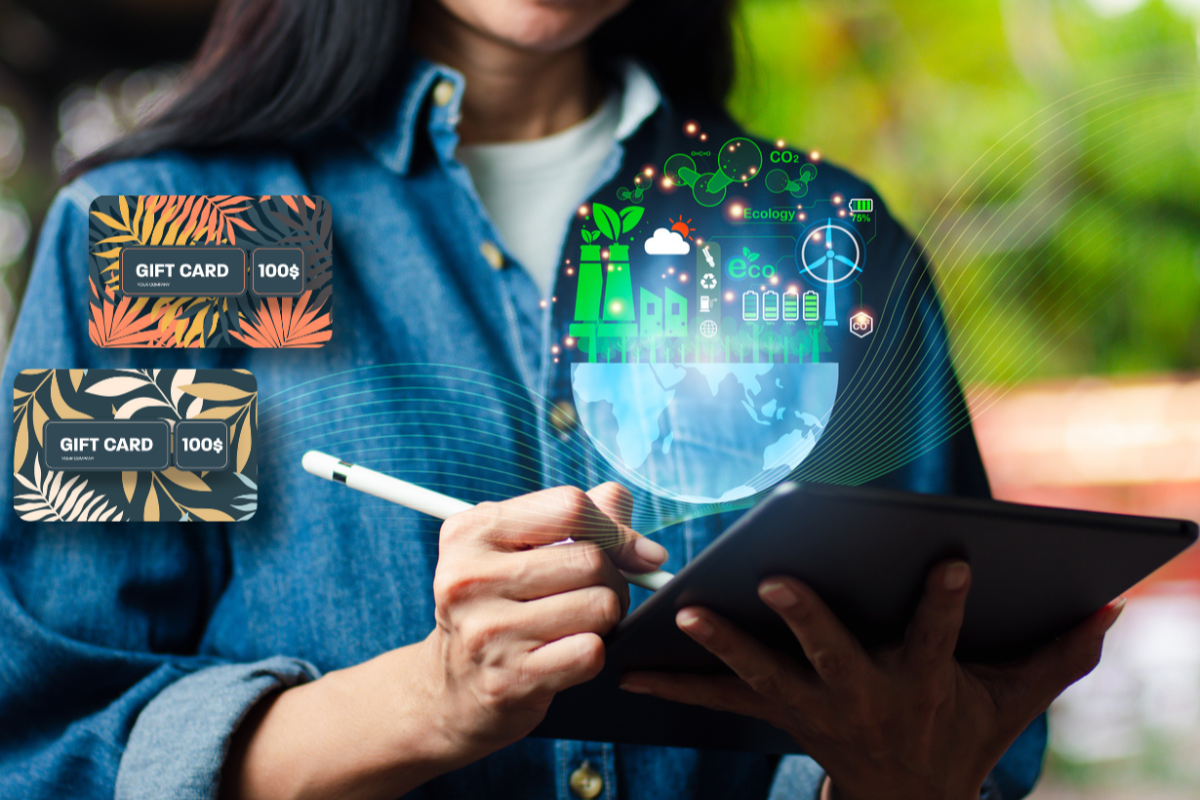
<box><xmin>302</xmin><ymin>450</ymin><xmax>674</xmax><ymax>592</ymax></box>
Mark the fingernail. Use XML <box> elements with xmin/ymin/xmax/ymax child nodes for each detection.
<box><xmin>619</xmin><ymin>679</ymin><xmax>653</xmax><ymax>695</ymax></box>
<box><xmin>759</xmin><ymin>580</ymin><xmax>798</xmax><ymax>608</ymax></box>
<box><xmin>1107</xmin><ymin>597</ymin><xmax>1127</xmax><ymax>627</ymax></box>
<box><xmin>677</xmin><ymin>609</ymin><xmax>714</xmax><ymax>639</ymax></box>
<box><xmin>943</xmin><ymin>562</ymin><xmax>969</xmax><ymax>591</ymax></box>
<box><xmin>634</xmin><ymin>536</ymin><xmax>669</xmax><ymax>566</ymax></box>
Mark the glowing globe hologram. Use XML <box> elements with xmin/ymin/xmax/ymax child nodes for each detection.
<box><xmin>565</xmin><ymin>137</ymin><xmax>846</xmax><ymax>506</ymax></box>
<box><xmin>571</xmin><ymin>362</ymin><xmax>838</xmax><ymax>504</ymax></box>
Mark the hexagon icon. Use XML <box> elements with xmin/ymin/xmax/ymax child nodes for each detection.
<box><xmin>849</xmin><ymin>310</ymin><xmax>874</xmax><ymax>338</ymax></box>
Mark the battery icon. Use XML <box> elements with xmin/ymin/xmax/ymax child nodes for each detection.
<box><xmin>762</xmin><ymin>291</ymin><xmax>779</xmax><ymax>321</ymax></box>
<box><xmin>849</xmin><ymin>198</ymin><xmax>872</xmax><ymax>213</ymax></box>
<box><xmin>783</xmin><ymin>290</ymin><xmax>799</xmax><ymax>321</ymax></box>
<box><xmin>742</xmin><ymin>290</ymin><xmax>759</xmax><ymax>321</ymax></box>
<box><xmin>803</xmin><ymin>290</ymin><xmax>819</xmax><ymax>321</ymax></box>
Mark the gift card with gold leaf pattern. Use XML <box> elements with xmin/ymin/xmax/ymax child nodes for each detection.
<box><xmin>13</xmin><ymin>369</ymin><xmax>257</xmax><ymax>522</ymax></box>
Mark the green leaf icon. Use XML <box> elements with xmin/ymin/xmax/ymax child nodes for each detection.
<box><xmin>618</xmin><ymin>206</ymin><xmax>645</xmax><ymax>236</ymax></box>
<box><xmin>592</xmin><ymin>203</ymin><xmax>620</xmax><ymax>242</ymax></box>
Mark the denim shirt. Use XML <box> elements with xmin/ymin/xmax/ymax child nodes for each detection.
<box><xmin>0</xmin><ymin>57</ymin><xmax>1045</xmax><ymax>800</ymax></box>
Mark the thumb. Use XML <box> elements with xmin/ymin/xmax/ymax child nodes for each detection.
<box><xmin>585</xmin><ymin>482</ymin><xmax>668</xmax><ymax>573</ymax></box>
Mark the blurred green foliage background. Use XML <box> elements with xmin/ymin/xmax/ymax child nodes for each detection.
<box><xmin>729</xmin><ymin>0</ymin><xmax>1200</xmax><ymax>386</ymax></box>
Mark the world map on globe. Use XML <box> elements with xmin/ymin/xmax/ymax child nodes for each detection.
<box><xmin>571</xmin><ymin>362</ymin><xmax>838</xmax><ymax>503</ymax></box>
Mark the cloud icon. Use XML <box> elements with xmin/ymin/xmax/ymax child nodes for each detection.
<box><xmin>644</xmin><ymin>227</ymin><xmax>690</xmax><ymax>256</ymax></box>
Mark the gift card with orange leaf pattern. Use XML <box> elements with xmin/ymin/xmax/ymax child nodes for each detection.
<box><xmin>88</xmin><ymin>195</ymin><xmax>332</xmax><ymax>348</ymax></box>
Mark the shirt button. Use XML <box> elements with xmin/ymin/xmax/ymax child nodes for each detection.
<box><xmin>568</xmin><ymin>761</ymin><xmax>603</xmax><ymax>799</ymax></box>
<box><xmin>432</xmin><ymin>79</ymin><xmax>455</xmax><ymax>107</ymax></box>
<box><xmin>479</xmin><ymin>240</ymin><xmax>505</xmax><ymax>270</ymax></box>
<box><xmin>550</xmin><ymin>399</ymin><xmax>578</xmax><ymax>436</ymax></box>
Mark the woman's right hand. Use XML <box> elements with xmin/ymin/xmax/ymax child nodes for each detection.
<box><xmin>419</xmin><ymin>483</ymin><xmax>668</xmax><ymax>756</ymax></box>
<box><xmin>220</xmin><ymin>483</ymin><xmax>666</xmax><ymax>800</ymax></box>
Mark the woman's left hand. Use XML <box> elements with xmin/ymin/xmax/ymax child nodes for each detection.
<box><xmin>618</xmin><ymin>561</ymin><xmax>1124</xmax><ymax>800</ymax></box>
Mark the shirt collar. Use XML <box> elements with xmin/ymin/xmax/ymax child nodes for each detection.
<box><xmin>352</xmin><ymin>55</ymin><xmax>663</xmax><ymax>177</ymax></box>
<box><xmin>612</xmin><ymin>59</ymin><xmax>662</xmax><ymax>141</ymax></box>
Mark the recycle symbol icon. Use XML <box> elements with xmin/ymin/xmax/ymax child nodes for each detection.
<box><xmin>701</xmin><ymin>272</ymin><xmax>717</xmax><ymax>289</ymax></box>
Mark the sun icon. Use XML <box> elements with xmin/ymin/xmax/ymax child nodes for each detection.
<box><xmin>669</xmin><ymin>215</ymin><xmax>694</xmax><ymax>240</ymax></box>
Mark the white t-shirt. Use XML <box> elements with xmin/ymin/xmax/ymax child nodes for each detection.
<box><xmin>456</xmin><ymin>91</ymin><xmax>622</xmax><ymax>296</ymax></box>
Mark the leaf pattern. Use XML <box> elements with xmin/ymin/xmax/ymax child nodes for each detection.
<box><xmin>12</xmin><ymin>369</ymin><xmax>256</xmax><ymax>522</ymax></box>
<box><xmin>231</xmin><ymin>472</ymin><xmax>258</xmax><ymax>522</ymax></box>
<box><xmin>88</xmin><ymin>195</ymin><xmax>332</xmax><ymax>348</ymax></box>
<box><xmin>89</xmin><ymin>279</ymin><xmax>171</xmax><ymax>348</ymax></box>
<box><xmin>14</xmin><ymin>462</ymin><xmax>122</xmax><ymax>522</ymax></box>
<box><xmin>228</xmin><ymin>291</ymin><xmax>333</xmax><ymax>348</ymax></box>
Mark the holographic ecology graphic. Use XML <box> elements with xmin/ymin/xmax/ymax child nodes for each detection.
<box><xmin>564</xmin><ymin>129</ymin><xmax>875</xmax><ymax>503</ymax></box>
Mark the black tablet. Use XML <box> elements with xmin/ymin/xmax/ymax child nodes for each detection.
<box><xmin>531</xmin><ymin>482</ymin><xmax>1198</xmax><ymax>753</ymax></box>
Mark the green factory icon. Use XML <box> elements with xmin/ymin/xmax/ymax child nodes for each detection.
<box><xmin>570</xmin><ymin>203</ymin><xmax>694</xmax><ymax>363</ymax></box>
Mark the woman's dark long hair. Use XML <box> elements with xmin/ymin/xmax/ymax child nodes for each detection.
<box><xmin>66</xmin><ymin>0</ymin><xmax>738</xmax><ymax>179</ymax></box>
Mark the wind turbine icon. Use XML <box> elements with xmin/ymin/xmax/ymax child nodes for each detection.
<box><xmin>799</xmin><ymin>218</ymin><xmax>864</xmax><ymax>328</ymax></box>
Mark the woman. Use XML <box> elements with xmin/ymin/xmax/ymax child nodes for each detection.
<box><xmin>0</xmin><ymin>1</ymin><xmax>1120</xmax><ymax>799</ymax></box>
